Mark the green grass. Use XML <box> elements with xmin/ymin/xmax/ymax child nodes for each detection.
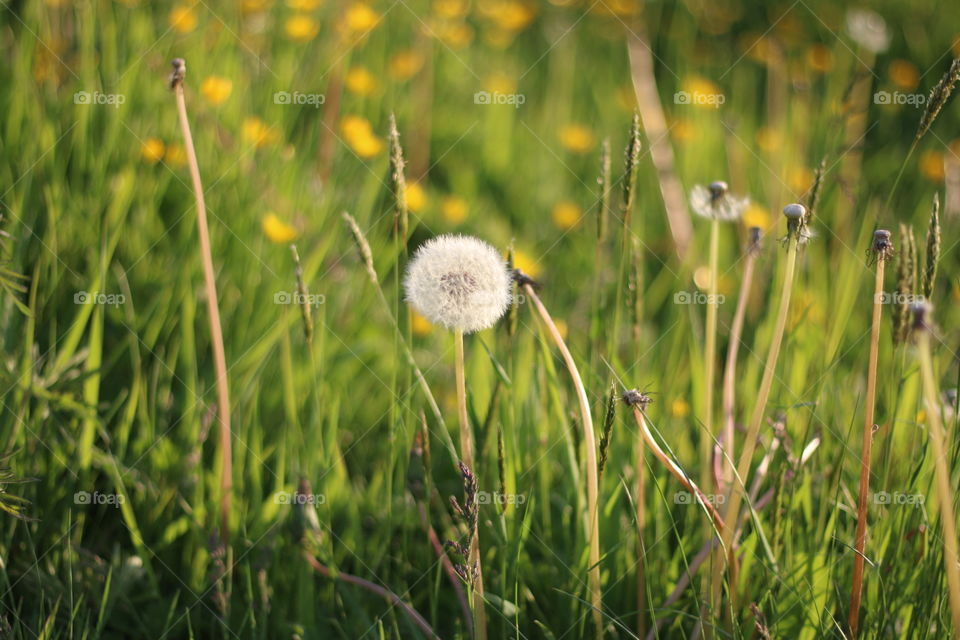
<box><xmin>2</xmin><ymin>0</ymin><xmax>960</xmax><ymax>637</ymax></box>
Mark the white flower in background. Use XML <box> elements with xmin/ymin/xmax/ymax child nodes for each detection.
<box><xmin>689</xmin><ymin>181</ymin><xmax>749</xmax><ymax>221</ymax></box>
<box><xmin>846</xmin><ymin>9</ymin><xmax>890</xmax><ymax>54</ymax></box>
<box><xmin>404</xmin><ymin>234</ymin><xmax>512</xmax><ymax>334</ymax></box>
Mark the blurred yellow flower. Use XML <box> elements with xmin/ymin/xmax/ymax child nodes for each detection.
<box><xmin>916</xmin><ymin>409</ymin><xmax>927</xmax><ymax>424</ymax></box>
<box><xmin>344</xmin><ymin>2</ymin><xmax>380</xmax><ymax>33</ymax></box>
<box><xmin>553</xmin><ymin>318</ymin><xmax>568</xmax><ymax>340</ymax></box>
<box><xmin>430</xmin><ymin>21</ymin><xmax>473</xmax><ymax>49</ymax></box>
<box><xmin>558</xmin><ymin>124</ymin><xmax>594</xmax><ymax>153</ymax></box>
<box><xmin>262</xmin><ymin>213</ymin><xmax>299</xmax><ymax>243</ymax></box>
<box><xmin>441</xmin><ymin>196</ymin><xmax>468</xmax><ymax>224</ymax></box>
<box><xmin>483</xmin><ymin>28</ymin><xmax>517</xmax><ymax>50</ymax></box>
<box><xmin>920</xmin><ymin>150</ymin><xmax>945</xmax><ymax>182</ymax></box>
<box><xmin>484</xmin><ymin>72</ymin><xmax>516</xmax><ymax>95</ymax></box>
<box><xmin>200</xmin><ymin>76</ymin><xmax>233</xmax><ymax>106</ymax></box>
<box><xmin>285</xmin><ymin>14</ymin><xmax>319</xmax><ymax>42</ymax></box>
<box><xmin>141</xmin><ymin>138</ymin><xmax>166</xmax><ymax>164</ymax></box>
<box><xmin>286</xmin><ymin>0</ymin><xmax>320</xmax><ymax>9</ymax></box>
<box><xmin>551</xmin><ymin>200</ymin><xmax>581</xmax><ymax>230</ymax></box>
<box><xmin>512</xmin><ymin>249</ymin><xmax>541</xmax><ymax>278</ymax></box>
<box><xmin>669</xmin><ymin>118</ymin><xmax>695</xmax><ymax>143</ymax></box>
<box><xmin>433</xmin><ymin>0</ymin><xmax>468</xmax><ymax>18</ymax></box>
<box><xmin>483</xmin><ymin>1</ymin><xmax>537</xmax><ymax>32</ymax></box>
<box><xmin>787</xmin><ymin>167</ymin><xmax>814</xmax><ymax>195</ymax></box>
<box><xmin>411</xmin><ymin>311</ymin><xmax>434</xmax><ymax>336</ymax></box>
<box><xmin>243</xmin><ymin>0</ymin><xmax>273</xmax><ymax>12</ymax></box>
<box><xmin>406</xmin><ymin>182</ymin><xmax>427</xmax><ymax>212</ymax></box>
<box><xmin>889</xmin><ymin>59</ymin><xmax>919</xmax><ymax>91</ymax></box>
<box><xmin>341</xmin><ymin>115</ymin><xmax>383</xmax><ymax>158</ymax></box>
<box><xmin>742</xmin><ymin>203</ymin><xmax>772</xmax><ymax>230</ymax></box>
<box><xmin>680</xmin><ymin>75</ymin><xmax>723</xmax><ymax>109</ymax></box>
<box><xmin>389</xmin><ymin>50</ymin><xmax>424</xmax><ymax>80</ymax></box>
<box><xmin>169</xmin><ymin>5</ymin><xmax>198</xmax><ymax>33</ymax></box>
<box><xmin>756</xmin><ymin>127</ymin><xmax>781</xmax><ymax>153</ymax></box>
<box><xmin>805</xmin><ymin>44</ymin><xmax>833</xmax><ymax>73</ymax></box>
<box><xmin>954</xmin><ymin>35</ymin><xmax>960</xmax><ymax>57</ymax></box>
<box><xmin>345</xmin><ymin>66</ymin><xmax>377</xmax><ymax>96</ymax></box>
<box><xmin>670</xmin><ymin>398</ymin><xmax>690</xmax><ymax>418</ymax></box>
<box><xmin>165</xmin><ymin>143</ymin><xmax>188</xmax><ymax>167</ymax></box>
<box><xmin>242</xmin><ymin>116</ymin><xmax>278</xmax><ymax>147</ymax></box>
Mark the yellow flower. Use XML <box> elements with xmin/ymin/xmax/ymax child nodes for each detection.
<box><xmin>169</xmin><ymin>5</ymin><xmax>198</xmax><ymax>33</ymax></box>
<box><xmin>406</xmin><ymin>182</ymin><xmax>427</xmax><ymax>212</ymax></box>
<box><xmin>441</xmin><ymin>196</ymin><xmax>468</xmax><ymax>224</ymax></box>
<box><xmin>433</xmin><ymin>0</ymin><xmax>467</xmax><ymax>18</ymax></box>
<box><xmin>164</xmin><ymin>143</ymin><xmax>187</xmax><ymax>167</ymax></box>
<box><xmin>200</xmin><ymin>76</ymin><xmax>233</xmax><ymax>106</ymax></box>
<box><xmin>916</xmin><ymin>409</ymin><xmax>927</xmax><ymax>424</ymax></box>
<box><xmin>756</xmin><ymin>127</ymin><xmax>781</xmax><ymax>153</ymax></box>
<box><xmin>242</xmin><ymin>116</ymin><xmax>278</xmax><ymax>148</ymax></box>
<box><xmin>286</xmin><ymin>0</ymin><xmax>320</xmax><ymax>9</ymax></box>
<box><xmin>511</xmin><ymin>249</ymin><xmax>541</xmax><ymax>278</ymax></box>
<box><xmin>285</xmin><ymin>14</ymin><xmax>319</xmax><ymax>42</ymax></box>
<box><xmin>341</xmin><ymin>115</ymin><xmax>383</xmax><ymax>158</ymax></box>
<box><xmin>805</xmin><ymin>44</ymin><xmax>833</xmax><ymax>73</ymax></box>
<box><xmin>262</xmin><ymin>213</ymin><xmax>299</xmax><ymax>243</ymax></box>
<box><xmin>483</xmin><ymin>28</ymin><xmax>516</xmax><ymax>50</ymax></box>
<box><xmin>558</xmin><ymin>124</ymin><xmax>594</xmax><ymax>153</ymax></box>
<box><xmin>669</xmin><ymin>118</ymin><xmax>695</xmax><ymax>143</ymax></box>
<box><xmin>787</xmin><ymin>167</ymin><xmax>814</xmax><ymax>195</ymax></box>
<box><xmin>141</xmin><ymin>138</ymin><xmax>166</xmax><ymax>164</ymax></box>
<box><xmin>670</xmin><ymin>398</ymin><xmax>690</xmax><ymax>418</ymax></box>
<box><xmin>430</xmin><ymin>21</ymin><xmax>473</xmax><ymax>49</ymax></box>
<box><xmin>485</xmin><ymin>1</ymin><xmax>537</xmax><ymax>32</ymax></box>
<box><xmin>344</xmin><ymin>2</ymin><xmax>380</xmax><ymax>33</ymax></box>
<box><xmin>243</xmin><ymin>0</ymin><xmax>273</xmax><ymax>12</ymax></box>
<box><xmin>742</xmin><ymin>203</ymin><xmax>772</xmax><ymax>230</ymax></box>
<box><xmin>680</xmin><ymin>75</ymin><xmax>723</xmax><ymax>109</ymax></box>
<box><xmin>551</xmin><ymin>200</ymin><xmax>581</xmax><ymax>230</ymax></box>
<box><xmin>411</xmin><ymin>311</ymin><xmax>434</xmax><ymax>336</ymax></box>
<box><xmin>389</xmin><ymin>50</ymin><xmax>424</xmax><ymax>80</ymax></box>
<box><xmin>920</xmin><ymin>150</ymin><xmax>945</xmax><ymax>182</ymax></box>
<box><xmin>484</xmin><ymin>72</ymin><xmax>516</xmax><ymax>95</ymax></box>
<box><xmin>889</xmin><ymin>59</ymin><xmax>919</xmax><ymax>91</ymax></box>
<box><xmin>345</xmin><ymin>66</ymin><xmax>377</xmax><ymax>96</ymax></box>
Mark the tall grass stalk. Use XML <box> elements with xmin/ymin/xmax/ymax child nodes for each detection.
<box><xmin>848</xmin><ymin>230</ymin><xmax>891</xmax><ymax>636</ymax></box>
<box><xmin>523</xmin><ymin>282</ymin><xmax>603</xmax><ymax>638</ymax></box>
<box><xmin>704</xmin><ymin>216</ymin><xmax>719</xmax><ymax>485</ymax></box>
<box><xmin>171</xmin><ymin>58</ymin><xmax>232</xmax><ymax>544</ymax></box>
<box><xmin>916</xmin><ymin>314</ymin><xmax>960</xmax><ymax>639</ymax></box>
<box><xmin>454</xmin><ymin>329</ymin><xmax>487</xmax><ymax>640</ymax></box>
<box><xmin>711</xmin><ymin>205</ymin><xmax>803</xmax><ymax>619</ymax></box>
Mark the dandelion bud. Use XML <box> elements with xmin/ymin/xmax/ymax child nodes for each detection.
<box><xmin>404</xmin><ymin>235</ymin><xmax>512</xmax><ymax>334</ymax></box>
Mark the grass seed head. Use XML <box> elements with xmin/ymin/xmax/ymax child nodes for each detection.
<box><xmin>916</xmin><ymin>58</ymin><xmax>960</xmax><ymax>142</ymax></box>
<box><xmin>923</xmin><ymin>193</ymin><xmax>941</xmax><ymax>299</ymax></box>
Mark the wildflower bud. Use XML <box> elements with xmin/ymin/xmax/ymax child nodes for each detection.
<box><xmin>169</xmin><ymin>58</ymin><xmax>186</xmax><ymax>89</ymax></box>
<box><xmin>783</xmin><ymin>203</ymin><xmax>806</xmax><ymax>220</ymax></box>
<box><xmin>708</xmin><ymin>181</ymin><xmax>728</xmax><ymax>203</ymax></box>
<box><xmin>910</xmin><ymin>301</ymin><xmax>933</xmax><ymax>333</ymax></box>
<box><xmin>748</xmin><ymin>226</ymin><xmax>763</xmax><ymax>254</ymax></box>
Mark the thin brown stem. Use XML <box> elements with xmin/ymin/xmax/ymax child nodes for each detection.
<box><xmin>636</xmin><ymin>421</ymin><xmax>646</xmax><ymax>640</ymax></box>
<box><xmin>172</xmin><ymin>60</ymin><xmax>232</xmax><ymax>544</ymax></box>
<box><xmin>455</xmin><ymin>329</ymin><xmax>486</xmax><ymax>640</ymax></box>
<box><xmin>304</xmin><ymin>552</ymin><xmax>440</xmax><ymax>639</ymax></box>
<box><xmin>524</xmin><ymin>284</ymin><xmax>603</xmax><ymax>638</ymax></box>
<box><xmin>848</xmin><ymin>259</ymin><xmax>885</xmax><ymax>636</ymax></box>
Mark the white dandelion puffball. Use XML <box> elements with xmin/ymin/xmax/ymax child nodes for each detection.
<box><xmin>846</xmin><ymin>9</ymin><xmax>890</xmax><ymax>54</ymax></box>
<box><xmin>404</xmin><ymin>235</ymin><xmax>512</xmax><ymax>334</ymax></box>
<box><xmin>689</xmin><ymin>182</ymin><xmax>749</xmax><ymax>221</ymax></box>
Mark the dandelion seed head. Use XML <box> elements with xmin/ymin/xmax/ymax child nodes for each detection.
<box><xmin>846</xmin><ymin>9</ymin><xmax>890</xmax><ymax>54</ymax></box>
<box><xmin>783</xmin><ymin>203</ymin><xmax>807</xmax><ymax>220</ymax></box>
<box><xmin>404</xmin><ymin>234</ymin><xmax>511</xmax><ymax>333</ymax></box>
<box><xmin>690</xmin><ymin>183</ymin><xmax>748</xmax><ymax>221</ymax></box>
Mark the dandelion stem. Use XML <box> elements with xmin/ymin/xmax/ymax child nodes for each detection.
<box><xmin>704</xmin><ymin>217</ymin><xmax>719</xmax><ymax>489</ymax></box>
<box><xmin>917</xmin><ymin>329</ymin><xmax>960</xmax><ymax>639</ymax></box>
<box><xmin>171</xmin><ymin>59</ymin><xmax>232</xmax><ymax>545</ymax></box>
<box><xmin>524</xmin><ymin>284</ymin><xmax>603</xmax><ymax>638</ymax></box>
<box><xmin>454</xmin><ymin>329</ymin><xmax>487</xmax><ymax>640</ymax></box>
<box><xmin>712</xmin><ymin>233</ymin><xmax>798</xmax><ymax>619</ymax></box>
<box><xmin>848</xmin><ymin>255</ymin><xmax>886</xmax><ymax>637</ymax></box>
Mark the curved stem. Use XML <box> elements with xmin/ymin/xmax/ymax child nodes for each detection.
<box><xmin>917</xmin><ymin>332</ymin><xmax>960</xmax><ymax>639</ymax></box>
<box><xmin>524</xmin><ymin>284</ymin><xmax>603</xmax><ymax>638</ymax></box>
<box><xmin>174</xmin><ymin>74</ymin><xmax>232</xmax><ymax>544</ymax></box>
<box><xmin>848</xmin><ymin>259</ymin><xmax>885</xmax><ymax>636</ymax></box>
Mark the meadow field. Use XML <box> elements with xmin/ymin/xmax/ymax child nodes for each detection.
<box><xmin>3</xmin><ymin>0</ymin><xmax>960</xmax><ymax>637</ymax></box>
